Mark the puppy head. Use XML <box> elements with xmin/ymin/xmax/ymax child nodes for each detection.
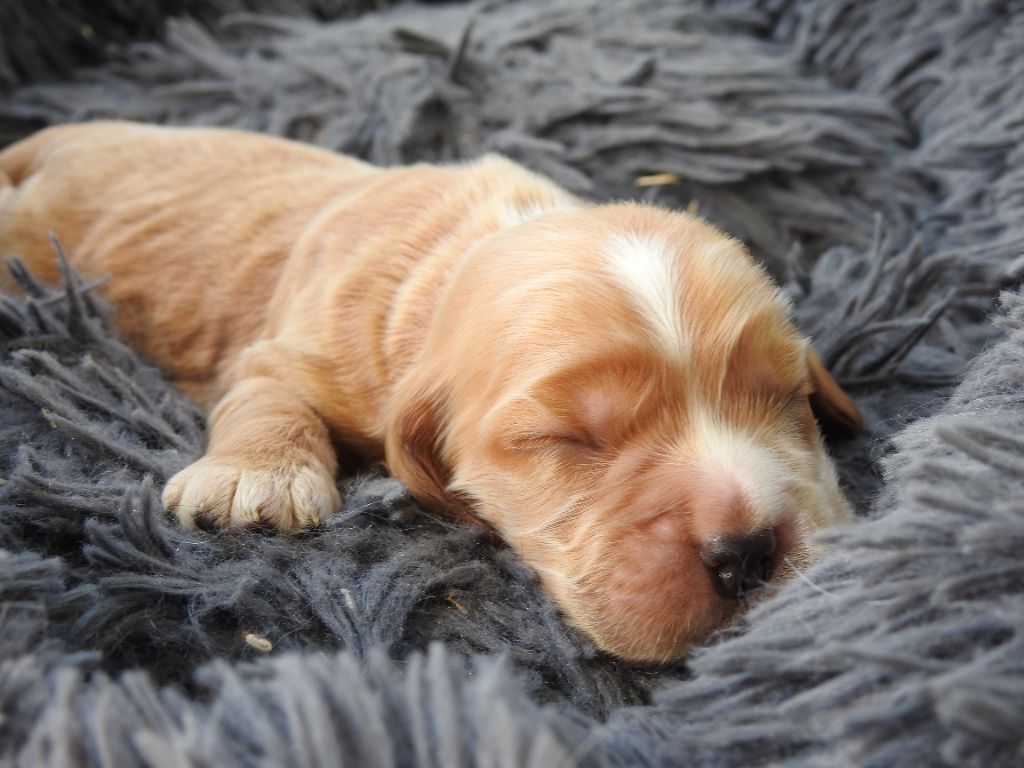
<box><xmin>387</xmin><ymin>203</ymin><xmax>858</xmax><ymax>663</ymax></box>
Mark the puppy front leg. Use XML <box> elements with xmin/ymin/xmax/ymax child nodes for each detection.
<box><xmin>163</xmin><ymin>346</ymin><xmax>341</xmax><ymax>532</ymax></box>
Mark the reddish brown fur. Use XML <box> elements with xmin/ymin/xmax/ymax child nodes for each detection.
<box><xmin>0</xmin><ymin>122</ymin><xmax>860</xmax><ymax>662</ymax></box>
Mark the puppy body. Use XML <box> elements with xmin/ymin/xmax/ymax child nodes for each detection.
<box><xmin>0</xmin><ymin>122</ymin><xmax>857</xmax><ymax>662</ymax></box>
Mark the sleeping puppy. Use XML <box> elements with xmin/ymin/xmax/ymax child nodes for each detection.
<box><xmin>0</xmin><ymin>121</ymin><xmax>860</xmax><ymax>663</ymax></box>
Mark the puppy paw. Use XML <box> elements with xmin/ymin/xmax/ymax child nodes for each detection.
<box><xmin>163</xmin><ymin>452</ymin><xmax>341</xmax><ymax>532</ymax></box>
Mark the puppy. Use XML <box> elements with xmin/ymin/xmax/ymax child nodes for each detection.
<box><xmin>0</xmin><ymin>121</ymin><xmax>860</xmax><ymax>663</ymax></box>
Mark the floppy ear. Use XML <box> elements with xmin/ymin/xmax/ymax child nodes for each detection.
<box><xmin>807</xmin><ymin>350</ymin><xmax>863</xmax><ymax>436</ymax></box>
<box><xmin>384</xmin><ymin>374</ymin><xmax>474</xmax><ymax>521</ymax></box>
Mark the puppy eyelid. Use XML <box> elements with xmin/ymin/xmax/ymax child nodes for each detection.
<box><xmin>780</xmin><ymin>380</ymin><xmax>813</xmax><ymax>408</ymax></box>
<box><xmin>508</xmin><ymin>430</ymin><xmax>597</xmax><ymax>453</ymax></box>
<box><xmin>558</xmin><ymin>432</ymin><xmax>600</xmax><ymax>450</ymax></box>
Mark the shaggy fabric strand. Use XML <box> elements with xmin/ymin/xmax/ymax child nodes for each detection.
<box><xmin>0</xmin><ymin>1</ymin><xmax>413</xmax><ymax>93</ymax></box>
<box><xmin>1</xmin><ymin>0</ymin><xmax>1024</xmax><ymax>765</ymax></box>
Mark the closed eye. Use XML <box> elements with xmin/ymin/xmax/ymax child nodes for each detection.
<box><xmin>782</xmin><ymin>379</ymin><xmax>814</xmax><ymax>408</ymax></box>
<box><xmin>506</xmin><ymin>430</ymin><xmax>598</xmax><ymax>454</ymax></box>
<box><xmin>746</xmin><ymin>383</ymin><xmax>813</xmax><ymax>423</ymax></box>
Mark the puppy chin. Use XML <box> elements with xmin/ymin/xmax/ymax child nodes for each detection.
<box><xmin>562</xmin><ymin>561</ymin><xmax>736</xmax><ymax>665</ymax></box>
<box><xmin>542</xmin><ymin>518</ymin><xmax>822</xmax><ymax>664</ymax></box>
<box><xmin>476</xmin><ymin>465</ymin><xmax>838</xmax><ymax>664</ymax></box>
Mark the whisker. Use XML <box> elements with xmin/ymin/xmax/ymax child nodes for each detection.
<box><xmin>783</xmin><ymin>555</ymin><xmax>837</xmax><ymax>599</ymax></box>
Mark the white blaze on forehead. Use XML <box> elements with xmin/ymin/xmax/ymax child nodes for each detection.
<box><xmin>603</xmin><ymin>231</ymin><xmax>689</xmax><ymax>358</ymax></box>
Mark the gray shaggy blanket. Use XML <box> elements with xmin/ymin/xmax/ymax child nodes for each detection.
<box><xmin>1</xmin><ymin>0</ymin><xmax>1023</xmax><ymax>765</ymax></box>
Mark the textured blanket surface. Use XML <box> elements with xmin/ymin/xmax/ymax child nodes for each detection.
<box><xmin>1</xmin><ymin>0</ymin><xmax>1023</xmax><ymax>765</ymax></box>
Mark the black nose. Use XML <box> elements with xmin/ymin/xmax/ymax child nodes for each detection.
<box><xmin>700</xmin><ymin>528</ymin><xmax>776</xmax><ymax>599</ymax></box>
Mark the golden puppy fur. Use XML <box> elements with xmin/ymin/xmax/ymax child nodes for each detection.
<box><xmin>0</xmin><ymin>122</ymin><xmax>860</xmax><ymax>662</ymax></box>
